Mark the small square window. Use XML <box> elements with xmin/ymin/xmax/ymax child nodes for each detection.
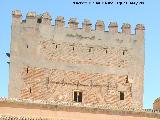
<box><xmin>88</xmin><ymin>47</ymin><xmax>93</xmax><ymax>52</ymax></box>
<box><xmin>123</xmin><ymin>50</ymin><xmax>127</xmax><ymax>55</ymax></box>
<box><xmin>37</xmin><ymin>18</ymin><xmax>42</xmax><ymax>23</ymax></box>
<box><xmin>73</xmin><ymin>91</ymin><xmax>82</xmax><ymax>102</ymax></box>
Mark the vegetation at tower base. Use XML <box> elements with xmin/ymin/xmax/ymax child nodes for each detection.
<box><xmin>9</xmin><ymin>10</ymin><xmax>144</xmax><ymax>114</ymax></box>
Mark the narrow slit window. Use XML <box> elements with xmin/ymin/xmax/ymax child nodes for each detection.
<box><xmin>26</xmin><ymin>67</ymin><xmax>29</xmax><ymax>73</ymax></box>
<box><xmin>120</xmin><ymin>92</ymin><xmax>124</xmax><ymax>100</ymax></box>
<box><xmin>73</xmin><ymin>47</ymin><xmax>74</xmax><ymax>51</ymax></box>
<box><xmin>106</xmin><ymin>49</ymin><xmax>108</xmax><ymax>54</ymax></box>
<box><xmin>104</xmin><ymin>48</ymin><xmax>108</xmax><ymax>54</ymax></box>
<box><xmin>123</xmin><ymin>51</ymin><xmax>125</xmax><ymax>55</ymax></box>
<box><xmin>125</xmin><ymin>75</ymin><xmax>129</xmax><ymax>83</ymax></box>
<box><xmin>55</xmin><ymin>45</ymin><xmax>58</xmax><ymax>49</ymax></box>
<box><xmin>27</xmin><ymin>45</ymin><xmax>28</xmax><ymax>48</ymax></box>
<box><xmin>29</xmin><ymin>87</ymin><xmax>32</xmax><ymax>93</ymax></box>
<box><xmin>73</xmin><ymin>91</ymin><xmax>82</xmax><ymax>102</ymax></box>
<box><xmin>89</xmin><ymin>47</ymin><xmax>93</xmax><ymax>52</ymax></box>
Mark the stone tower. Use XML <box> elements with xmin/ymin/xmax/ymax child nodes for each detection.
<box><xmin>9</xmin><ymin>10</ymin><xmax>145</xmax><ymax>109</ymax></box>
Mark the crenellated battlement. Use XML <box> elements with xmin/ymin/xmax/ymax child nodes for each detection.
<box><xmin>96</xmin><ymin>20</ymin><xmax>105</xmax><ymax>31</ymax></box>
<box><xmin>12</xmin><ymin>10</ymin><xmax>145</xmax><ymax>35</ymax></box>
<box><xmin>55</xmin><ymin>16</ymin><xmax>65</xmax><ymax>27</ymax></box>
<box><xmin>68</xmin><ymin>18</ymin><xmax>79</xmax><ymax>29</ymax></box>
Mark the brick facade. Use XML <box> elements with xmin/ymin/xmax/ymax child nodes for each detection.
<box><xmin>9</xmin><ymin>10</ymin><xmax>145</xmax><ymax>109</ymax></box>
<box><xmin>21</xmin><ymin>67</ymin><xmax>132</xmax><ymax>107</ymax></box>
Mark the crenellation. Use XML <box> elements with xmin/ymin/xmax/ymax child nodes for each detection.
<box><xmin>26</xmin><ymin>12</ymin><xmax>37</xmax><ymax>26</ymax></box>
<box><xmin>122</xmin><ymin>23</ymin><xmax>131</xmax><ymax>34</ymax></box>
<box><xmin>95</xmin><ymin>20</ymin><xmax>105</xmax><ymax>31</ymax></box>
<box><xmin>68</xmin><ymin>18</ymin><xmax>79</xmax><ymax>29</ymax></box>
<box><xmin>42</xmin><ymin>12</ymin><xmax>52</xmax><ymax>25</ymax></box>
<box><xmin>82</xmin><ymin>19</ymin><xmax>92</xmax><ymax>32</ymax></box>
<box><xmin>55</xmin><ymin>16</ymin><xmax>65</xmax><ymax>28</ymax></box>
<box><xmin>135</xmin><ymin>24</ymin><xmax>145</xmax><ymax>38</ymax></box>
<box><xmin>12</xmin><ymin>10</ymin><xmax>22</xmax><ymax>25</ymax></box>
<box><xmin>11</xmin><ymin>10</ymin><xmax>145</xmax><ymax>35</ymax></box>
<box><xmin>108</xmin><ymin>22</ymin><xmax>118</xmax><ymax>33</ymax></box>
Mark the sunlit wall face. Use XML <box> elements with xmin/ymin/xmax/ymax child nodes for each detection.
<box><xmin>0</xmin><ymin>0</ymin><xmax>159</xmax><ymax>109</ymax></box>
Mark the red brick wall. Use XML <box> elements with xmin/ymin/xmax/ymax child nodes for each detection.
<box><xmin>21</xmin><ymin>66</ymin><xmax>132</xmax><ymax>107</ymax></box>
<box><xmin>40</xmin><ymin>40</ymin><xmax>135</xmax><ymax>68</ymax></box>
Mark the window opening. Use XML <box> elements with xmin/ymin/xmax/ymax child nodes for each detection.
<box><xmin>55</xmin><ymin>45</ymin><xmax>58</xmax><ymax>49</ymax></box>
<box><xmin>73</xmin><ymin>91</ymin><xmax>82</xmax><ymax>102</ymax></box>
<box><xmin>89</xmin><ymin>47</ymin><xmax>93</xmax><ymax>52</ymax></box>
<box><xmin>29</xmin><ymin>87</ymin><xmax>32</xmax><ymax>93</ymax></box>
<box><xmin>37</xmin><ymin>18</ymin><xmax>42</xmax><ymax>23</ymax></box>
<box><xmin>26</xmin><ymin>67</ymin><xmax>29</xmax><ymax>73</ymax></box>
<box><xmin>125</xmin><ymin>75</ymin><xmax>129</xmax><ymax>83</ymax></box>
<box><xmin>120</xmin><ymin>91</ymin><xmax>124</xmax><ymax>100</ymax></box>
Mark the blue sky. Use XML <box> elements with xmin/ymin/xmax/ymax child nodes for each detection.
<box><xmin>0</xmin><ymin>0</ymin><xmax>159</xmax><ymax>109</ymax></box>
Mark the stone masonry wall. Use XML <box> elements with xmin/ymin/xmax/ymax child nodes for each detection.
<box><xmin>9</xmin><ymin>10</ymin><xmax>145</xmax><ymax>109</ymax></box>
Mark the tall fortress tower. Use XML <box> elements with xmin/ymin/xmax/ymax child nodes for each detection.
<box><xmin>9</xmin><ymin>10</ymin><xmax>145</xmax><ymax>109</ymax></box>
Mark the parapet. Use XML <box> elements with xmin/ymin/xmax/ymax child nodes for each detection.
<box><xmin>12</xmin><ymin>10</ymin><xmax>145</xmax><ymax>35</ymax></box>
